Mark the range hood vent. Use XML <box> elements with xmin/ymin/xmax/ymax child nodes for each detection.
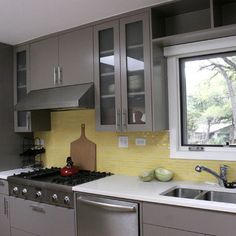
<box><xmin>15</xmin><ymin>83</ymin><xmax>94</xmax><ymax>111</ymax></box>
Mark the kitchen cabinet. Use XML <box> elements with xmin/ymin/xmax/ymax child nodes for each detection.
<box><xmin>143</xmin><ymin>224</ymin><xmax>205</xmax><ymax>236</ymax></box>
<box><xmin>151</xmin><ymin>0</ymin><xmax>236</xmax><ymax>47</ymax></box>
<box><xmin>14</xmin><ymin>45</ymin><xmax>51</xmax><ymax>132</ymax></box>
<box><xmin>142</xmin><ymin>202</ymin><xmax>236</xmax><ymax>236</ymax></box>
<box><xmin>10</xmin><ymin>197</ymin><xmax>75</xmax><ymax>236</ymax></box>
<box><xmin>0</xmin><ymin>180</ymin><xmax>10</xmax><ymax>236</ymax></box>
<box><xmin>94</xmin><ymin>12</ymin><xmax>155</xmax><ymax>132</ymax></box>
<box><xmin>14</xmin><ymin>45</ymin><xmax>31</xmax><ymax>132</ymax></box>
<box><xmin>30</xmin><ymin>27</ymin><xmax>93</xmax><ymax>91</ymax></box>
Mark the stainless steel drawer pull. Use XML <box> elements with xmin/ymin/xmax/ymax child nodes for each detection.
<box><xmin>78</xmin><ymin>197</ymin><xmax>136</xmax><ymax>212</ymax></box>
<box><xmin>53</xmin><ymin>67</ymin><xmax>57</xmax><ymax>85</ymax></box>
<box><xmin>30</xmin><ymin>205</ymin><xmax>45</xmax><ymax>214</ymax></box>
<box><xmin>58</xmin><ymin>66</ymin><xmax>62</xmax><ymax>84</ymax></box>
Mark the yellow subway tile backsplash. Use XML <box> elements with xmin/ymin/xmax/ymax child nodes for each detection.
<box><xmin>35</xmin><ymin>110</ymin><xmax>236</xmax><ymax>183</ymax></box>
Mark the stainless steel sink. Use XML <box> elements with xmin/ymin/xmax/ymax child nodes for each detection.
<box><xmin>197</xmin><ymin>191</ymin><xmax>236</xmax><ymax>204</ymax></box>
<box><xmin>162</xmin><ymin>188</ymin><xmax>206</xmax><ymax>199</ymax></box>
<box><xmin>162</xmin><ymin>187</ymin><xmax>236</xmax><ymax>204</ymax></box>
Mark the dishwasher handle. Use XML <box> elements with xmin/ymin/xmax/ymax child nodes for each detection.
<box><xmin>77</xmin><ymin>196</ymin><xmax>137</xmax><ymax>212</ymax></box>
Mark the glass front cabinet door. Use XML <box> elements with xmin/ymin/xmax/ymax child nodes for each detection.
<box><xmin>14</xmin><ymin>46</ymin><xmax>32</xmax><ymax>132</ymax></box>
<box><xmin>94</xmin><ymin>12</ymin><xmax>152</xmax><ymax>132</ymax></box>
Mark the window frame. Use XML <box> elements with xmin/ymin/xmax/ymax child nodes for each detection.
<box><xmin>164</xmin><ymin>35</ymin><xmax>236</xmax><ymax>161</ymax></box>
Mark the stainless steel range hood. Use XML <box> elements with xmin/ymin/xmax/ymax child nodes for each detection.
<box><xmin>15</xmin><ymin>83</ymin><xmax>94</xmax><ymax>111</ymax></box>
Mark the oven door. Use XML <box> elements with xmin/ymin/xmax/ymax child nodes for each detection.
<box><xmin>76</xmin><ymin>193</ymin><xmax>139</xmax><ymax>236</ymax></box>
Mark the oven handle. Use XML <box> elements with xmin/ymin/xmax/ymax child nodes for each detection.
<box><xmin>30</xmin><ymin>205</ymin><xmax>45</xmax><ymax>214</ymax></box>
<box><xmin>77</xmin><ymin>196</ymin><xmax>136</xmax><ymax>212</ymax></box>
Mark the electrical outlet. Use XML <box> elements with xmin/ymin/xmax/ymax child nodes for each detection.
<box><xmin>118</xmin><ymin>136</ymin><xmax>128</xmax><ymax>148</ymax></box>
<box><xmin>135</xmin><ymin>138</ymin><xmax>146</xmax><ymax>146</ymax></box>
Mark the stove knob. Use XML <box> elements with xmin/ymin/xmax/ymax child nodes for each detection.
<box><xmin>13</xmin><ymin>187</ymin><xmax>19</xmax><ymax>194</ymax></box>
<box><xmin>64</xmin><ymin>196</ymin><xmax>70</xmax><ymax>205</ymax></box>
<box><xmin>52</xmin><ymin>194</ymin><xmax>58</xmax><ymax>202</ymax></box>
<box><xmin>35</xmin><ymin>191</ymin><xmax>42</xmax><ymax>198</ymax></box>
<box><xmin>22</xmin><ymin>188</ymin><xmax>28</xmax><ymax>195</ymax></box>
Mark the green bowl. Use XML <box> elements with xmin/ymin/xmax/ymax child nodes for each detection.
<box><xmin>139</xmin><ymin>170</ymin><xmax>155</xmax><ymax>182</ymax></box>
<box><xmin>155</xmin><ymin>168</ymin><xmax>174</xmax><ymax>182</ymax></box>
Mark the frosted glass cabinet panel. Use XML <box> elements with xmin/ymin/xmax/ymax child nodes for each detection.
<box><xmin>95</xmin><ymin>12</ymin><xmax>152</xmax><ymax>132</ymax></box>
<box><xmin>14</xmin><ymin>46</ymin><xmax>31</xmax><ymax>132</ymax></box>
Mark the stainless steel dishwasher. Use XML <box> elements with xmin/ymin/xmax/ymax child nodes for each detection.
<box><xmin>76</xmin><ymin>193</ymin><xmax>139</xmax><ymax>236</ymax></box>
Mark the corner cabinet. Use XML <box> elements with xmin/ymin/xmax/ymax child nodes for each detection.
<box><xmin>14</xmin><ymin>45</ymin><xmax>31</xmax><ymax>132</ymax></box>
<box><xmin>14</xmin><ymin>46</ymin><xmax>51</xmax><ymax>132</ymax></box>
<box><xmin>94</xmin><ymin>12</ymin><xmax>154</xmax><ymax>132</ymax></box>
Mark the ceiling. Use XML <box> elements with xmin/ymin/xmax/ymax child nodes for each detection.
<box><xmin>0</xmin><ymin>0</ymin><xmax>170</xmax><ymax>45</ymax></box>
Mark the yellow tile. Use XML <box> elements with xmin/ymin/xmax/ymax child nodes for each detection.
<box><xmin>35</xmin><ymin>110</ymin><xmax>236</xmax><ymax>183</ymax></box>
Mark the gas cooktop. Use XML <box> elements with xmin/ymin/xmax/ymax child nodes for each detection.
<box><xmin>8</xmin><ymin>167</ymin><xmax>112</xmax><ymax>208</ymax></box>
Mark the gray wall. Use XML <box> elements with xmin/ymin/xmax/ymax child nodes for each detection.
<box><xmin>0</xmin><ymin>44</ymin><xmax>25</xmax><ymax>170</ymax></box>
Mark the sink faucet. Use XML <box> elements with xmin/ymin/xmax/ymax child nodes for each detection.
<box><xmin>195</xmin><ymin>165</ymin><xmax>228</xmax><ymax>187</ymax></box>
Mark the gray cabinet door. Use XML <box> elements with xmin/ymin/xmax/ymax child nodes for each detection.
<box><xmin>0</xmin><ymin>195</ymin><xmax>10</xmax><ymax>236</ymax></box>
<box><xmin>59</xmin><ymin>27</ymin><xmax>93</xmax><ymax>86</ymax></box>
<box><xmin>94</xmin><ymin>12</ymin><xmax>153</xmax><ymax>132</ymax></box>
<box><xmin>30</xmin><ymin>37</ymin><xmax>58</xmax><ymax>90</ymax></box>
<box><xmin>143</xmin><ymin>224</ymin><xmax>204</xmax><ymax>236</ymax></box>
<box><xmin>94</xmin><ymin>20</ymin><xmax>122</xmax><ymax>131</ymax></box>
<box><xmin>10</xmin><ymin>197</ymin><xmax>75</xmax><ymax>236</ymax></box>
<box><xmin>120</xmin><ymin>12</ymin><xmax>152</xmax><ymax>132</ymax></box>
<box><xmin>14</xmin><ymin>45</ymin><xmax>32</xmax><ymax>132</ymax></box>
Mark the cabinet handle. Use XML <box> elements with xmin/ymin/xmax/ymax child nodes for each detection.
<box><xmin>30</xmin><ymin>205</ymin><xmax>45</xmax><ymax>214</ymax></box>
<box><xmin>122</xmin><ymin>109</ymin><xmax>127</xmax><ymax>131</ymax></box>
<box><xmin>57</xmin><ymin>66</ymin><xmax>62</xmax><ymax>85</ymax></box>
<box><xmin>116</xmin><ymin>109</ymin><xmax>121</xmax><ymax>132</ymax></box>
<box><xmin>53</xmin><ymin>67</ymin><xmax>57</xmax><ymax>85</ymax></box>
<box><xmin>4</xmin><ymin>197</ymin><xmax>8</xmax><ymax>217</ymax></box>
<box><xmin>0</xmin><ymin>181</ymin><xmax>4</xmax><ymax>186</ymax></box>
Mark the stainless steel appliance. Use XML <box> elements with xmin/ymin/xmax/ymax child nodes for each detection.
<box><xmin>8</xmin><ymin>167</ymin><xmax>111</xmax><ymax>208</ymax></box>
<box><xmin>8</xmin><ymin>168</ymin><xmax>111</xmax><ymax>236</ymax></box>
<box><xmin>76</xmin><ymin>193</ymin><xmax>139</xmax><ymax>236</ymax></box>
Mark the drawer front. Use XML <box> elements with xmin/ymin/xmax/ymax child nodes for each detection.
<box><xmin>0</xmin><ymin>180</ymin><xmax>8</xmax><ymax>194</ymax></box>
<box><xmin>143</xmin><ymin>224</ymin><xmax>204</xmax><ymax>236</ymax></box>
<box><xmin>10</xmin><ymin>197</ymin><xmax>75</xmax><ymax>236</ymax></box>
<box><xmin>11</xmin><ymin>228</ymin><xmax>39</xmax><ymax>236</ymax></box>
<box><xmin>143</xmin><ymin>202</ymin><xmax>235</xmax><ymax>236</ymax></box>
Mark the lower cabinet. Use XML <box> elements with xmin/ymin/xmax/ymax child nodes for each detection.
<box><xmin>143</xmin><ymin>224</ymin><xmax>205</xmax><ymax>236</ymax></box>
<box><xmin>0</xmin><ymin>194</ymin><xmax>10</xmax><ymax>236</ymax></box>
<box><xmin>9</xmin><ymin>197</ymin><xmax>75</xmax><ymax>236</ymax></box>
<box><xmin>142</xmin><ymin>202</ymin><xmax>236</xmax><ymax>236</ymax></box>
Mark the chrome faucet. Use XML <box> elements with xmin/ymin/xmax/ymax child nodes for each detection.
<box><xmin>195</xmin><ymin>165</ymin><xmax>229</xmax><ymax>187</ymax></box>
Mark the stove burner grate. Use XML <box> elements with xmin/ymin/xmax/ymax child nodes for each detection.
<box><xmin>51</xmin><ymin>170</ymin><xmax>112</xmax><ymax>186</ymax></box>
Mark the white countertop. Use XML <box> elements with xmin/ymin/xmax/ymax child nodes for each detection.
<box><xmin>0</xmin><ymin>168</ymin><xmax>33</xmax><ymax>180</ymax></box>
<box><xmin>72</xmin><ymin>175</ymin><xmax>236</xmax><ymax>214</ymax></box>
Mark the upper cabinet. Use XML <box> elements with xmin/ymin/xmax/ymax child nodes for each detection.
<box><xmin>30</xmin><ymin>27</ymin><xmax>93</xmax><ymax>91</ymax></box>
<box><xmin>94</xmin><ymin>12</ymin><xmax>163</xmax><ymax>132</ymax></box>
<box><xmin>14</xmin><ymin>45</ymin><xmax>51</xmax><ymax>132</ymax></box>
<box><xmin>151</xmin><ymin>0</ymin><xmax>236</xmax><ymax>46</ymax></box>
<box><xmin>30</xmin><ymin>37</ymin><xmax>58</xmax><ymax>90</ymax></box>
<box><xmin>14</xmin><ymin>45</ymin><xmax>31</xmax><ymax>132</ymax></box>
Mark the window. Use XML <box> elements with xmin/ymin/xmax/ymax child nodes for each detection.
<box><xmin>164</xmin><ymin>36</ymin><xmax>236</xmax><ymax>160</ymax></box>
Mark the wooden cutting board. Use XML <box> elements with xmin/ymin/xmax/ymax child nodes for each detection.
<box><xmin>70</xmin><ymin>124</ymin><xmax>96</xmax><ymax>171</ymax></box>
